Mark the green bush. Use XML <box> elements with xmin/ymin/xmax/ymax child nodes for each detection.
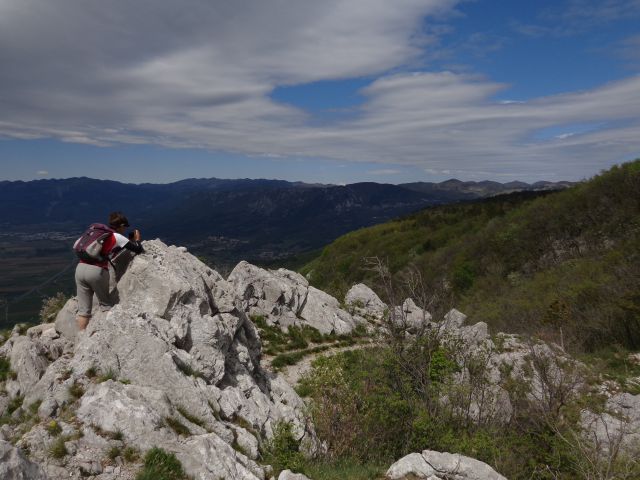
<box><xmin>298</xmin><ymin>341</ymin><xmax>629</xmax><ymax>479</ymax></box>
<box><xmin>135</xmin><ymin>447</ymin><xmax>188</xmax><ymax>480</ymax></box>
<box><xmin>301</xmin><ymin>458</ymin><xmax>385</xmax><ymax>480</ymax></box>
<box><xmin>261</xmin><ymin>421</ymin><xmax>305</xmax><ymax>476</ymax></box>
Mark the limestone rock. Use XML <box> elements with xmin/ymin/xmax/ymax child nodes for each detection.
<box><xmin>443</xmin><ymin>308</ymin><xmax>467</xmax><ymax>329</ymax></box>
<box><xmin>8</xmin><ymin>336</ymin><xmax>50</xmax><ymax>397</ymax></box>
<box><xmin>279</xmin><ymin>470</ymin><xmax>312</xmax><ymax>480</ymax></box>
<box><xmin>4</xmin><ymin>240</ymin><xmax>316</xmax><ymax>479</ymax></box>
<box><xmin>54</xmin><ymin>297</ymin><xmax>80</xmax><ymax>341</ymax></box>
<box><xmin>392</xmin><ymin>298</ymin><xmax>432</xmax><ymax>332</ymax></box>
<box><xmin>581</xmin><ymin>392</ymin><xmax>640</xmax><ymax>455</ymax></box>
<box><xmin>229</xmin><ymin>261</ymin><xmax>361</xmax><ymax>335</ymax></box>
<box><xmin>0</xmin><ymin>439</ymin><xmax>49</xmax><ymax>480</ymax></box>
<box><xmin>386</xmin><ymin>449</ymin><xmax>507</xmax><ymax>480</ymax></box>
<box><xmin>344</xmin><ymin>283</ymin><xmax>387</xmax><ymax>320</ymax></box>
<box><xmin>300</xmin><ymin>286</ymin><xmax>355</xmax><ymax>335</ymax></box>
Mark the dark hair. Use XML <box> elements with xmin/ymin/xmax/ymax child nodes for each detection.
<box><xmin>108</xmin><ymin>211</ymin><xmax>130</xmax><ymax>229</ymax></box>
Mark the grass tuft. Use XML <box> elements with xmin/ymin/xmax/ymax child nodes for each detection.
<box><xmin>176</xmin><ymin>406</ymin><xmax>205</xmax><ymax>428</ymax></box>
<box><xmin>164</xmin><ymin>417</ymin><xmax>190</xmax><ymax>436</ymax></box>
<box><xmin>68</xmin><ymin>382</ymin><xmax>84</xmax><ymax>399</ymax></box>
<box><xmin>49</xmin><ymin>436</ymin><xmax>68</xmax><ymax>459</ymax></box>
<box><xmin>135</xmin><ymin>447</ymin><xmax>188</xmax><ymax>480</ymax></box>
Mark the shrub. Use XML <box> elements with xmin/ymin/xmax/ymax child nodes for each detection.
<box><xmin>261</xmin><ymin>421</ymin><xmax>305</xmax><ymax>476</ymax></box>
<box><xmin>39</xmin><ymin>292</ymin><xmax>68</xmax><ymax>323</ymax></box>
<box><xmin>135</xmin><ymin>447</ymin><xmax>188</xmax><ymax>480</ymax></box>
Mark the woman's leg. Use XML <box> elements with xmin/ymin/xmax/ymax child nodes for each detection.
<box><xmin>75</xmin><ymin>263</ymin><xmax>94</xmax><ymax>330</ymax></box>
<box><xmin>91</xmin><ymin>267</ymin><xmax>113</xmax><ymax>311</ymax></box>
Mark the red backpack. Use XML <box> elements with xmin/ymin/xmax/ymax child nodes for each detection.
<box><xmin>73</xmin><ymin>223</ymin><xmax>114</xmax><ymax>263</ymax></box>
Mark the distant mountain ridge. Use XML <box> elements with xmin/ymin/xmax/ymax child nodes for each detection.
<box><xmin>401</xmin><ymin>178</ymin><xmax>575</xmax><ymax>201</ymax></box>
<box><xmin>0</xmin><ymin>176</ymin><xmax>572</xmax><ymax>264</ymax></box>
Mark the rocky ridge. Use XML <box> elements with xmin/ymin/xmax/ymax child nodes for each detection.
<box><xmin>0</xmin><ymin>239</ymin><xmax>638</xmax><ymax>480</ymax></box>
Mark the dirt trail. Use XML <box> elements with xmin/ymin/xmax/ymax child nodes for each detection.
<box><xmin>262</xmin><ymin>342</ymin><xmax>374</xmax><ymax>386</ymax></box>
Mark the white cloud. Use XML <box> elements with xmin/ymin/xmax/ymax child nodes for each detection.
<box><xmin>0</xmin><ymin>0</ymin><xmax>638</xmax><ymax>182</ymax></box>
<box><xmin>368</xmin><ymin>169</ymin><xmax>402</xmax><ymax>175</ymax></box>
<box><xmin>36</xmin><ymin>170</ymin><xmax>48</xmax><ymax>176</ymax></box>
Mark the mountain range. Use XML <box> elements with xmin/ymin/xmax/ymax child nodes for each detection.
<box><xmin>0</xmin><ymin>176</ymin><xmax>572</xmax><ymax>264</ymax></box>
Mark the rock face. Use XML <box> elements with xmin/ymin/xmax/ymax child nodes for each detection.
<box><xmin>228</xmin><ymin>261</ymin><xmax>360</xmax><ymax>335</ymax></box>
<box><xmin>386</xmin><ymin>450</ymin><xmax>507</xmax><ymax>480</ymax></box>
<box><xmin>581</xmin><ymin>392</ymin><xmax>640</xmax><ymax>455</ymax></box>
<box><xmin>344</xmin><ymin>283</ymin><xmax>387</xmax><ymax>321</ymax></box>
<box><xmin>0</xmin><ymin>240</ymin><xmax>316</xmax><ymax>480</ymax></box>
<box><xmin>0</xmin><ymin>439</ymin><xmax>49</xmax><ymax>480</ymax></box>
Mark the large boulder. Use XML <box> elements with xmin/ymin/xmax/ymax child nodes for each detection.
<box><xmin>228</xmin><ymin>261</ymin><xmax>361</xmax><ymax>335</ymax></box>
<box><xmin>344</xmin><ymin>283</ymin><xmax>387</xmax><ymax>321</ymax></box>
<box><xmin>299</xmin><ymin>286</ymin><xmax>356</xmax><ymax>335</ymax></box>
<box><xmin>386</xmin><ymin>449</ymin><xmax>507</xmax><ymax>480</ymax></box>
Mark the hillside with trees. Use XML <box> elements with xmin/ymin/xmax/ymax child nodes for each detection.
<box><xmin>301</xmin><ymin>160</ymin><xmax>640</xmax><ymax>353</ymax></box>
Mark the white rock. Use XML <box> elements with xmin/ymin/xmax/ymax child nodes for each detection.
<box><xmin>581</xmin><ymin>392</ymin><xmax>640</xmax><ymax>454</ymax></box>
<box><xmin>443</xmin><ymin>308</ymin><xmax>467</xmax><ymax>329</ymax></box>
<box><xmin>8</xmin><ymin>336</ymin><xmax>50</xmax><ymax>397</ymax></box>
<box><xmin>344</xmin><ymin>283</ymin><xmax>387</xmax><ymax>320</ymax></box>
<box><xmin>387</xmin><ymin>450</ymin><xmax>507</xmax><ymax>480</ymax></box>
<box><xmin>278</xmin><ymin>470</ymin><xmax>312</xmax><ymax>480</ymax></box>
<box><xmin>0</xmin><ymin>439</ymin><xmax>49</xmax><ymax>480</ymax></box>
<box><xmin>300</xmin><ymin>286</ymin><xmax>355</xmax><ymax>335</ymax></box>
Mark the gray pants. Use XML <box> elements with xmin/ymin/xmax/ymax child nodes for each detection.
<box><xmin>75</xmin><ymin>263</ymin><xmax>112</xmax><ymax>316</ymax></box>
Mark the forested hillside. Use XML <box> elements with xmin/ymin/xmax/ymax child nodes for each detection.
<box><xmin>302</xmin><ymin>160</ymin><xmax>640</xmax><ymax>352</ymax></box>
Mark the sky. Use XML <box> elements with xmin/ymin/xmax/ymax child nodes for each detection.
<box><xmin>1</xmin><ymin>0</ymin><xmax>639</xmax><ymax>185</ymax></box>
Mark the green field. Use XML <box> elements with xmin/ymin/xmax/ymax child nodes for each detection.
<box><xmin>0</xmin><ymin>236</ymin><xmax>76</xmax><ymax>328</ymax></box>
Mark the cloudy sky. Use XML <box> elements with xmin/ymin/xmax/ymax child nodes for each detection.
<box><xmin>1</xmin><ymin>0</ymin><xmax>639</xmax><ymax>184</ymax></box>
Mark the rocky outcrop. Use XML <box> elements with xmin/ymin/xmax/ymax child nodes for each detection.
<box><xmin>386</xmin><ymin>450</ymin><xmax>507</xmax><ymax>480</ymax></box>
<box><xmin>228</xmin><ymin>261</ymin><xmax>359</xmax><ymax>335</ymax></box>
<box><xmin>581</xmin><ymin>392</ymin><xmax>640</xmax><ymax>455</ymax></box>
<box><xmin>0</xmin><ymin>240</ymin><xmax>316</xmax><ymax>480</ymax></box>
